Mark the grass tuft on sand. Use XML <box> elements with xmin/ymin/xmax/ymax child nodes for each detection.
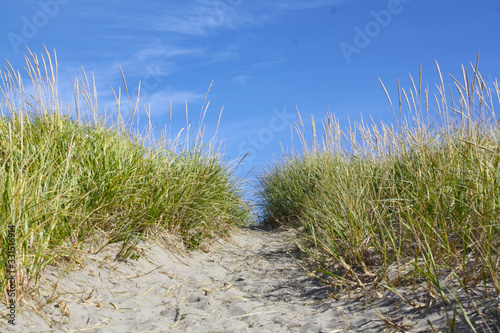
<box><xmin>0</xmin><ymin>47</ymin><xmax>250</xmax><ymax>301</ymax></box>
<box><xmin>258</xmin><ymin>59</ymin><xmax>500</xmax><ymax>330</ymax></box>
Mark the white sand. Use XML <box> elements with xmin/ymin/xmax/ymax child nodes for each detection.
<box><xmin>1</xmin><ymin>227</ymin><xmax>498</xmax><ymax>332</ymax></box>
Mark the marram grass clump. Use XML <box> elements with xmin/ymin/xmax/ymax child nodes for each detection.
<box><xmin>258</xmin><ymin>61</ymin><xmax>500</xmax><ymax>329</ymax></box>
<box><xmin>0</xmin><ymin>48</ymin><xmax>250</xmax><ymax>301</ymax></box>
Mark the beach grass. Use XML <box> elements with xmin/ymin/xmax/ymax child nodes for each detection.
<box><xmin>0</xmin><ymin>47</ymin><xmax>250</xmax><ymax>300</ymax></box>
<box><xmin>258</xmin><ymin>60</ymin><xmax>500</xmax><ymax>329</ymax></box>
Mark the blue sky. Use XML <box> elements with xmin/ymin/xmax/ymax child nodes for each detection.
<box><xmin>2</xmin><ymin>0</ymin><xmax>500</xmax><ymax>189</ymax></box>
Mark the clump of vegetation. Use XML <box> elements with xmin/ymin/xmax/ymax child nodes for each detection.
<box><xmin>0</xmin><ymin>47</ymin><xmax>250</xmax><ymax>300</ymax></box>
<box><xmin>258</xmin><ymin>59</ymin><xmax>500</xmax><ymax>330</ymax></box>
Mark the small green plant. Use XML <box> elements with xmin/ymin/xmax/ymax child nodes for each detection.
<box><xmin>0</xmin><ymin>47</ymin><xmax>250</xmax><ymax>301</ymax></box>
<box><xmin>258</xmin><ymin>59</ymin><xmax>500</xmax><ymax>330</ymax></box>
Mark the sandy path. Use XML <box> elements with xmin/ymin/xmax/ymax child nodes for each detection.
<box><xmin>1</xmin><ymin>227</ymin><xmax>497</xmax><ymax>332</ymax></box>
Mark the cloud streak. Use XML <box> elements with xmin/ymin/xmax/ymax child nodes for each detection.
<box><xmin>152</xmin><ymin>0</ymin><xmax>344</xmax><ymax>37</ymax></box>
<box><xmin>267</xmin><ymin>0</ymin><xmax>347</xmax><ymax>10</ymax></box>
<box><xmin>154</xmin><ymin>1</ymin><xmax>256</xmax><ymax>36</ymax></box>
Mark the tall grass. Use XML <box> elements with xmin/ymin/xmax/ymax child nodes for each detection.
<box><xmin>0</xmin><ymin>47</ymin><xmax>250</xmax><ymax>301</ymax></box>
<box><xmin>258</xmin><ymin>60</ymin><xmax>500</xmax><ymax>329</ymax></box>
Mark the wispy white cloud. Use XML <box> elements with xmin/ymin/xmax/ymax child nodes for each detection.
<box><xmin>151</xmin><ymin>0</ymin><xmax>346</xmax><ymax>37</ymax></box>
<box><xmin>134</xmin><ymin>43</ymin><xmax>203</xmax><ymax>62</ymax></box>
<box><xmin>231</xmin><ymin>74</ymin><xmax>249</xmax><ymax>85</ymax></box>
<box><xmin>154</xmin><ymin>1</ymin><xmax>257</xmax><ymax>36</ymax></box>
<box><xmin>254</xmin><ymin>56</ymin><xmax>287</xmax><ymax>68</ymax></box>
<box><xmin>263</xmin><ymin>0</ymin><xmax>347</xmax><ymax>10</ymax></box>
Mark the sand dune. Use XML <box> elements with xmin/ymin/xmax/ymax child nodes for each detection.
<box><xmin>1</xmin><ymin>227</ymin><xmax>497</xmax><ymax>332</ymax></box>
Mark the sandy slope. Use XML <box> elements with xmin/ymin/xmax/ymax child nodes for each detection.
<box><xmin>1</xmin><ymin>227</ymin><xmax>498</xmax><ymax>332</ymax></box>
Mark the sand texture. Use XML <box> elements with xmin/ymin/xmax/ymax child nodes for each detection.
<box><xmin>1</xmin><ymin>227</ymin><xmax>499</xmax><ymax>332</ymax></box>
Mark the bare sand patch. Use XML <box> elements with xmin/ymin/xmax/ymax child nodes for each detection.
<box><xmin>1</xmin><ymin>227</ymin><xmax>498</xmax><ymax>332</ymax></box>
